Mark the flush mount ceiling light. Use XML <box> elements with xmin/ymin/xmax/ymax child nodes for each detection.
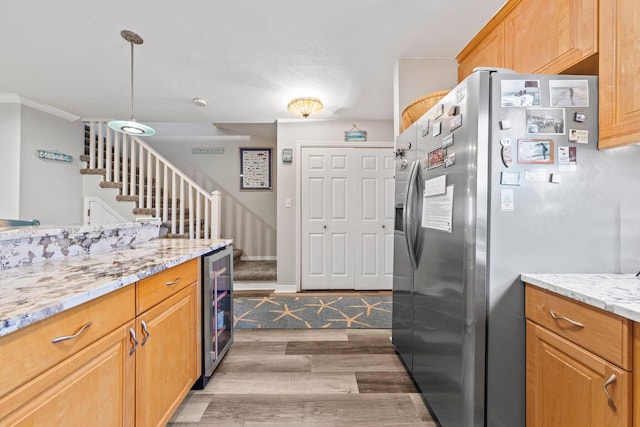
<box><xmin>287</xmin><ymin>97</ymin><xmax>323</xmax><ymax>118</ymax></box>
<box><xmin>108</xmin><ymin>30</ymin><xmax>155</xmax><ymax>137</ymax></box>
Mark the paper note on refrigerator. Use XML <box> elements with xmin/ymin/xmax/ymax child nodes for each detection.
<box><xmin>422</xmin><ymin>185</ymin><xmax>454</xmax><ymax>232</ymax></box>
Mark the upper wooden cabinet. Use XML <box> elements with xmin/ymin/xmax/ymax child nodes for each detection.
<box><xmin>503</xmin><ymin>0</ymin><xmax>597</xmax><ymax>74</ymax></box>
<box><xmin>599</xmin><ymin>0</ymin><xmax>640</xmax><ymax>148</ymax></box>
<box><xmin>457</xmin><ymin>22</ymin><xmax>505</xmax><ymax>82</ymax></box>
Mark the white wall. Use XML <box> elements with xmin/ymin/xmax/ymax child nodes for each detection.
<box><xmin>0</xmin><ymin>104</ymin><xmax>21</xmax><ymax>219</ymax></box>
<box><xmin>19</xmin><ymin>105</ymin><xmax>84</xmax><ymax>225</ymax></box>
<box><xmin>276</xmin><ymin>119</ymin><xmax>394</xmax><ymax>288</ymax></box>
<box><xmin>146</xmin><ymin>133</ymin><xmax>277</xmax><ymax>259</ymax></box>
<box><xmin>394</xmin><ymin>58</ymin><xmax>459</xmax><ymax>137</ymax></box>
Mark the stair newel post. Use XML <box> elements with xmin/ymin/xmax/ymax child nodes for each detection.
<box><xmin>203</xmin><ymin>194</ymin><xmax>210</xmax><ymax>239</ymax></box>
<box><xmin>138</xmin><ymin>143</ymin><xmax>144</xmax><ymax>209</ymax></box>
<box><xmin>105</xmin><ymin>126</ymin><xmax>112</xmax><ymax>183</ymax></box>
<box><xmin>113</xmin><ymin>131</ymin><xmax>120</xmax><ymax>185</ymax></box>
<box><xmin>89</xmin><ymin>122</ymin><xmax>96</xmax><ymax>169</ymax></box>
<box><xmin>155</xmin><ymin>157</ymin><xmax>161</xmax><ymax>219</ymax></box>
<box><xmin>171</xmin><ymin>170</ymin><xmax>177</xmax><ymax>235</ymax></box>
<box><xmin>211</xmin><ymin>191</ymin><xmax>221</xmax><ymax>239</ymax></box>
<box><xmin>146</xmin><ymin>149</ymin><xmax>152</xmax><ymax>210</ymax></box>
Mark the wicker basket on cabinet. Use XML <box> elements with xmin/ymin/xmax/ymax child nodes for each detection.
<box><xmin>400</xmin><ymin>89</ymin><xmax>450</xmax><ymax>132</ymax></box>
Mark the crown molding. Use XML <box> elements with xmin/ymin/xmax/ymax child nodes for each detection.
<box><xmin>0</xmin><ymin>94</ymin><xmax>80</xmax><ymax>122</ymax></box>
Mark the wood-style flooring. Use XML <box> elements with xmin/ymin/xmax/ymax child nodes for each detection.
<box><xmin>168</xmin><ymin>329</ymin><xmax>435</xmax><ymax>426</ymax></box>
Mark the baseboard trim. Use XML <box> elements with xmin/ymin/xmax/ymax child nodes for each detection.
<box><xmin>234</xmin><ymin>281</ymin><xmax>276</xmax><ymax>291</ymax></box>
<box><xmin>274</xmin><ymin>284</ymin><xmax>297</xmax><ymax>293</ymax></box>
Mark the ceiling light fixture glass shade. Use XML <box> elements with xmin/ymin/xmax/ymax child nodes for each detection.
<box><xmin>108</xmin><ymin>30</ymin><xmax>155</xmax><ymax>137</ymax></box>
<box><xmin>287</xmin><ymin>97</ymin><xmax>323</xmax><ymax>118</ymax></box>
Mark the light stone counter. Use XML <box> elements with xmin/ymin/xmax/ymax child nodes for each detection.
<box><xmin>0</xmin><ymin>238</ymin><xmax>231</xmax><ymax>338</ymax></box>
<box><xmin>521</xmin><ymin>273</ymin><xmax>640</xmax><ymax>322</ymax></box>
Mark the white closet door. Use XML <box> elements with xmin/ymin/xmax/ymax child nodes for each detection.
<box><xmin>353</xmin><ymin>149</ymin><xmax>395</xmax><ymax>290</ymax></box>
<box><xmin>301</xmin><ymin>148</ymin><xmax>354</xmax><ymax>290</ymax></box>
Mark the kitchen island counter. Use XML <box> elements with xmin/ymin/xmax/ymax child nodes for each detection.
<box><xmin>0</xmin><ymin>238</ymin><xmax>231</xmax><ymax>337</ymax></box>
<box><xmin>522</xmin><ymin>273</ymin><xmax>640</xmax><ymax>323</ymax></box>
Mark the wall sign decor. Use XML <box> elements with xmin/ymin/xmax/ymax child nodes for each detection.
<box><xmin>36</xmin><ymin>149</ymin><xmax>73</xmax><ymax>163</ymax></box>
<box><xmin>192</xmin><ymin>147</ymin><xmax>224</xmax><ymax>154</ymax></box>
<box><xmin>240</xmin><ymin>147</ymin><xmax>272</xmax><ymax>190</ymax></box>
<box><xmin>344</xmin><ymin>124</ymin><xmax>367</xmax><ymax>141</ymax></box>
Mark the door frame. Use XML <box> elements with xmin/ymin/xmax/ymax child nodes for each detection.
<box><xmin>294</xmin><ymin>141</ymin><xmax>394</xmax><ymax>292</ymax></box>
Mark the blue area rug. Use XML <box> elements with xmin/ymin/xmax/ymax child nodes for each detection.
<box><xmin>234</xmin><ymin>295</ymin><xmax>392</xmax><ymax>329</ymax></box>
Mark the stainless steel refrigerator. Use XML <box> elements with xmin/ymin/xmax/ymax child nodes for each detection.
<box><xmin>392</xmin><ymin>69</ymin><xmax>640</xmax><ymax>427</ymax></box>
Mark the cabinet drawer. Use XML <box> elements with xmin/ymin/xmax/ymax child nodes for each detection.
<box><xmin>137</xmin><ymin>259</ymin><xmax>198</xmax><ymax>314</ymax></box>
<box><xmin>0</xmin><ymin>285</ymin><xmax>135</xmax><ymax>398</ymax></box>
<box><xmin>525</xmin><ymin>285</ymin><xmax>632</xmax><ymax>369</ymax></box>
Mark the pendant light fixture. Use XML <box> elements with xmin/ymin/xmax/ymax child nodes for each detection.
<box><xmin>287</xmin><ymin>97</ymin><xmax>323</xmax><ymax>118</ymax></box>
<box><xmin>108</xmin><ymin>30</ymin><xmax>155</xmax><ymax>136</ymax></box>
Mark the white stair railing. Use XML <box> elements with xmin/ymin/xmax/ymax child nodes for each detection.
<box><xmin>86</xmin><ymin>121</ymin><xmax>221</xmax><ymax>239</ymax></box>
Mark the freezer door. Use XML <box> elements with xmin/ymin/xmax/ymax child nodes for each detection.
<box><xmin>392</xmin><ymin>126</ymin><xmax>417</xmax><ymax>370</ymax></box>
<box><xmin>412</xmin><ymin>70</ymin><xmax>490</xmax><ymax>427</ymax></box>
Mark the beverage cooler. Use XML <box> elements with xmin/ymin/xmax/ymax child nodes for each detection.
<box><xmin>193</xmin><ymin>245</ymin><xmax>233</xmax><ymax>389</ymax></box>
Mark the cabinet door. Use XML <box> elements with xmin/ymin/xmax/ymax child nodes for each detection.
<box><xmin>504</xmin><ymin>0</ymin><xmax>597</xmax><ymax>74</ymax></box>
<box><xmin>457</xmin><ymin>21</ymin><xmax>505</xmax><ymax>82</ymax></box>
<box><xmin>527</xmin><ymin>321</ymin><xmax>631</xmax><ymax>427</ymax></box>
<box><xmin>136</xmin><ymin>283</ymin><xmax>198</xmax><ymax>427</ymax></box>
<box><xmin>599</xmin><ymin>0</ymin><xmax>640</xmax><ymax>148</ymax></box>
<box><xmin>353</xmin><ymin>149</ymin><xmax>395</xmax><ymax>290</ymax></box>
<box><xmin>301</xmin><ymin>147</ymin><xmax>354</xmax><ymax>290</ymax></box>
<box><xmin>0</xmin><ymin>321</ymin><xmax>136</xmax><ymax>426</ymax></box>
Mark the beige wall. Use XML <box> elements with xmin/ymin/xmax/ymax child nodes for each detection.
<box><xmin>275</xmin><ymin>119</ymin><xmax>394</xmax><ymax>289</ymax></box>
<box><xmin>146</xmin><ymin>131</ymin><xmax>277</xmax><ymax>259</ymax></box>
<box><xmin>0</xmin><ymin>101</ymin><xmax>83</xmax><ymax>225</ymax></box>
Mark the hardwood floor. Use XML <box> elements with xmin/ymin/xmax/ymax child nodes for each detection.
<box><xmin>168</xmin><ymin>329</ymin><xmax>435</xmax><ymax>426</ymax></box>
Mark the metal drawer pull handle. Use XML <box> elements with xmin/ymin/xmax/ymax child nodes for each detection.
<box><xmin>166</xmin><ymin>276</ymin><xmax>182</xmax><ymax>285</ymax></box>
<box><xmin>129</xmin><ymin>328</ymin><xmax>138</xmax><ymax>355</ymax></box>
<box><xmin>51</xmin><ymin>322</ymin><xmax>92</xmax><ymax>343</ymax></box>
<box><xmin>548</xmin><ymin>310</ymin><xmax>584</xmax><ymax>328</ymax></box>
<box><xmin>603</xmin><ymin>374</ymin><xmax>617</xmax><ymax>411</ymax></box>
<box><xmin>141</xmin><ymin>320</ymin><xmax>150</xmax><ymax>346</ymax></box>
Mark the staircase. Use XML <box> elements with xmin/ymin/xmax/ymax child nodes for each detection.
<box><xmin>81</xmin><ymin>121</ymin><xmax>221</xmax><ymax>239</ymax></box>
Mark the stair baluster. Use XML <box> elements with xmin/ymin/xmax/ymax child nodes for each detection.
<box><xmin>84</xmin><ymin>121</ymin><xmax>221</xmax><ymax>239</ymax></box>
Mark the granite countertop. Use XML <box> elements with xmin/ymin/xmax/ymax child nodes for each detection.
<box><xmin>0</xmin><ymin>238</ymin><xmax>231</xmax><ymax>338</ymax></box>
<box><xmin>522</xmin><ymin>273</ymin><xmax>640</xmax><ymax>322</ymax></box>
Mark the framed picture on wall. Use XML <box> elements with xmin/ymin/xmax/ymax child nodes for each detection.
<box><xmin>240</xmin><ymin>148</ymin><xmax>272</xmax><ymax>190</ymax></box>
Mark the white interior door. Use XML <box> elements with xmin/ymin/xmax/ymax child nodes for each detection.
<box><xmin>353</xmin><ymin>148</ymin><xmax>395</xmax><ymax>290</ymax></box>
<box><xmin>301</xmin><ymin>148</ymin><xmax>354</xmax><ymax>290</ymax></box>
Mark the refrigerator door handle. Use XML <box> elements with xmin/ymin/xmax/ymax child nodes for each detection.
<box><xmin>403</xmin><ymin>160</ymin><xmax>420</xmax><ymax>270</ymax></box>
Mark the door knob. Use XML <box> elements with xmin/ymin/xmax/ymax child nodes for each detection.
<box><xmin>323</xmin><ymin>225</ymin><xmax>327</xmax><ymax>229</ymax></box>
<box><xmin>382</xmin><ymin>225</ymin><xmax>386</xmax><ymax>229</ymax></box>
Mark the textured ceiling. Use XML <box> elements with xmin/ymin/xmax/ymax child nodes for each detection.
<box><xmin>0</xmin><ymin>0</ymin><xmax>506</xmax><ymax>127</ymax></box>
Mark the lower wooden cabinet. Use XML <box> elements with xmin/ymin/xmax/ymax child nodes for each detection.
<box><xmin>136</xmin><ymin>282</ymin><xmax>198</xmax><ymax>427</ymax></box>
<box><xmin>526</xmin><ymin>285</ymin><xmax>633</xmax><ymax>426</ymax></box>
<box><xmin>527</xmin><ymin>320</ymin><xmax>632</xmax><ymax>427</ymax></box>
<box><xmin>0</xmin><ymin>258</ymin><xmax>201</xmax><ymax>427</ymax></box>
<box><xmin>0</xmin><ymin>321</ymin><xmax>136</xmax><ymax>426</ymax></box>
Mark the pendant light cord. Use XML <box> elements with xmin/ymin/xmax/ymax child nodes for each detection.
<box><xmin>130</xmin><ymin>40</ymin><xmax>135</xmax><ymax>121</ymax></box>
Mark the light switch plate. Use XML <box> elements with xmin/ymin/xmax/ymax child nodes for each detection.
<box><xmin>282</xmin><ymin>148</ymin><xmax>293</xmax><ymax>163</ymax></box>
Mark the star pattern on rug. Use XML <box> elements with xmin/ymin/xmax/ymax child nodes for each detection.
<box><xmin>305</xmin><ymin>298</ymin><xmax>340</xmax><ymax>314</ymax></box>
<box><xmin>327</xmin><ymin>311</ymin><xmax>372</xmax><ymax>328</ymax></box>
<box><xmin>349</xmin><ymin>298</ymin><xmax>392</xmax><ymax>317</ymax></box>
<box><xmin>247</xmin><ymin>297</ymin><xmax>281</xmax><ymax>308</ymax></box>
<box><xmin>269</xmin><ymin>303</ymin><xmax>307</xmax><ymax>322</ymax></box>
